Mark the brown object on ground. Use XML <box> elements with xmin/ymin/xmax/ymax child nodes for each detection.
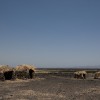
<box><xmin>15</xmin><ymin>64</ymin><xmax>35</xmax><ymax>79</ymax></box>
<box><xmin>74</xmin><ymin>71</ymin><xmax>87</xmax><ymax>79</ymax></box>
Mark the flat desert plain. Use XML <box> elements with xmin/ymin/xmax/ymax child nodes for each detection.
<box><xmin>0</xmin><ymin>73</ymin><xmax>100</xmax><ymax>100</ymax></box>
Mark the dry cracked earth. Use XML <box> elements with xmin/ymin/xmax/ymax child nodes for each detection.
<box><xmin>0</xmin><ymin>75</ymin><xmax>100</xmax><ymax>100</ymax></box>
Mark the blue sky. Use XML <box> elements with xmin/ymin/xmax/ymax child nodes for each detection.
<box><xmin>0</xmin><ymin>0</ymin><xmax>100</xmax><ymax>68</ymax></box>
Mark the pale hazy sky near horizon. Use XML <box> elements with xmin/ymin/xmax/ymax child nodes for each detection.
<box><xmin>0</xmin><ymin>0</ymin><xmax>100</xmax><ymax>68</ymax></box>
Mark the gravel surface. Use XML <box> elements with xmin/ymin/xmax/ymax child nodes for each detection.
<box><xmin>0</xmin><ymin>75</ymin><xmax>100</xmax><ymax>100</ymax></box>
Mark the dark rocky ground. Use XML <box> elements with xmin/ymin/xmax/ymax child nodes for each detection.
<box><xmin>0</xmin><ymin>74</ymin><xmax>100</xmax><ymax>100</ymax></box>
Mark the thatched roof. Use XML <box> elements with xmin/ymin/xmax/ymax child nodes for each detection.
<box><xmin>15</xmin><ymin>64</ymin><xmax>35</xmax><ymax>71</ymax></box>
<box><xmin>74</xmin><ymin>71</ymin><xmax>87</xmax><ymax>74</ymax></box>
<box><xmin>95</xmin><ymin>71</ymin><xmax>100</xmax><ymax>74</ymax></box>
<box><xmin>0</xmin><ymin>65</ymin><xmax>13</xmax><ymax>73</ymax></box>
<box><xmin>95</xmin><ymin>71</ymin><xmax>100</xmax><ymax>75</ymax></box>
<box><xmin>94</xmin><ymin>71</ymin><xmax>100</xmax><ymax>79</ymax></box>
<box><xmin>74</xmin><ymin>71</ymin><xmax>79</xmax><ymax>75</ymax></box>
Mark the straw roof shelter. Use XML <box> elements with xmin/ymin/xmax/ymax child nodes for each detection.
<box><xmin>15</xmin><ymin>64</ymin><xmax>35</xmax><ymax>79</ymax></box>
<box><xmin>0</xmin><ymin>65</ymin><xmax>15</xmax><ymax>80</ymax></box>
<box><xmin>74</xmin><ymin>71</ymin><xmax>87</xmax><ymax>79</ymax></box>
<box><xmin>94</xmin><ymin>71</ymin><xmax>100</xmax><ymax>79</ymax></box>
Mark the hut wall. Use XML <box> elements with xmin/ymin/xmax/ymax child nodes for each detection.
<box><xmin>15</xmin><ymin>71</ymin><xmax>29</xmax><ymax>79</ymax></box>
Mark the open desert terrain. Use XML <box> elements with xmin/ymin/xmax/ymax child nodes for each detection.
<box><xmin>0</xmin><ymin>68</ymin><xmax>100</xmax><ymax>100</ymax></box>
